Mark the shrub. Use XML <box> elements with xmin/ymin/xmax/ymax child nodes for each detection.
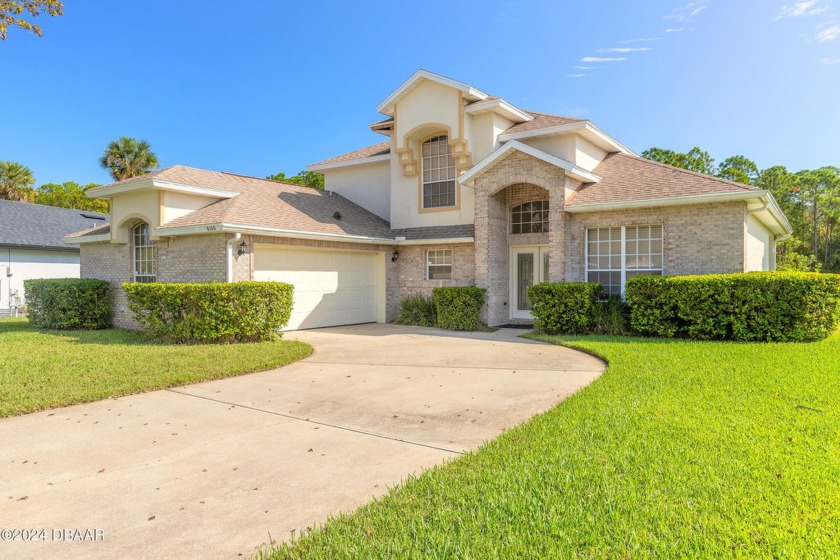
<box><xmin>432</xmin><ymin>286</ymin><xmax>486</xmax><ymax>331</ymax></box>
<box><xmin>528</xmin><ymin>282</ymin><xmax>600</xmax><ymax>334</ymax></box>
<box><xmin>24</xmin><ymin>278</ymin><xmax>112</xmax><ymax>330</ymax></box>
<box><xmin>591</xmin><ymin>295</ymin><xmax>632</xmax><ymax>336</ymax></box>
<box><xmin>626</xmin><ymin>272</ymin><xmax>840</xmax><ymax>342</ymax></box>
<box><xmin>124</xmin><ymin>281</ymin><xmax>293</xmax><ymax>343</ymax></box>
<box><xmin>394</xmin><ymin>294</ymin><xmax>437</xmax><ymax>327</ymax></box>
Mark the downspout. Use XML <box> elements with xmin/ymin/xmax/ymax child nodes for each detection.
<box><xmin>225</xmin><ymin>232</ymin><xmax>241</xmax><ymax>283</ymax></box>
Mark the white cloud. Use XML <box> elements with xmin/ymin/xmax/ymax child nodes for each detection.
<box><xmin>567</xmin><ymin>74</ymin><xmax>586</xmax><ymax>78</ymax></box>
<box><xmin>596</xmin><ymin>47</ymin><xmax>652</xmax><ymax>52</ymax></box>
<box><xmin>575</xmin><ymin>66</ymin><xmax>594</xmax><ymax>69</ymax></box>
<box><xmin>666</xmin><ymin>27</ymin><xmax>694</xmax><ymax>32</ymax></box>
<box><xmin>775</xmin><ymin>0</ymin><xmax>830</xmax><ymax>20</ymax></box>
<box><xmin>664</xmin><ymin>1</ymin><xmax>709</xmax><ymax>22</ymax></box>
<box><xmin>821</xmin><ymin>56</ymin><xmax>840</xmax><ymax>63</ymax></box>
<box><xmin>816</xmin><ymin>23</ymin><xmax>840</xmax><ymax>40</ymax></box>
<box><xmin>619</xmin><ymin>37</ymin><xmax>662</xmax><ymax>44</ymax></box>
<box><xmin>580</xmin><ymin>56</ymin><xmax>628</xmax><ymax>62</ymax></box>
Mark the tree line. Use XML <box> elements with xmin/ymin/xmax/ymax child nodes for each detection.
<box><xmin>642</xmin><ymin>147</ymin><xmax>839</xmax><ymax>272</ymax></box>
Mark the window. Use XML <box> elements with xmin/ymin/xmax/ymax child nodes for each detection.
<box><xmin>426</xmin><ymin>249</ymin><xmax>452</xmax><ymax>280</ymax></box>
<box><xmin>131</xmin><ymin>222</ymin><xmax>157</xmax><ymax>283</ymax></box>
<box><xmin>586</xmin><ymin>225</ymin><xmax>662</xmax><ymax>296</ymax></box>
<box><xmin>421</xmin><ymin>135</ymin><xmax>457</xmax><ymax>209</ymax></box>
<box><xmin>511</xmin><ymin>201</ymin><xmax>549</xmax><ymax>234</ymax></box>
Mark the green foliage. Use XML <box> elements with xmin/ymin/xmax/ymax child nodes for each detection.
<box><xmin>34</xmin><ymin>181</ymin><xmax>108</xmax><ymax>212</ymax></box>
<box><xmin>716</xmin><ymin>154</ymin><xmax>759</xmax><ymax>185</ymax></box>
<box><xmin>641</xmin><ymin>146</ymin><xmax>716</xmax><ymax>175</ymax></box>
<box><xmin>625</xmin><ymin>272</ymin><xmax>840</xmax><ymax>342</ymax></box>
<box><xmin>0</xmin><ymin>160</ymin><xmax>35</xmax><ymax>202</ymax></box>
<box><xmin>124</xmin><ymin>281</ymin><xmax>293</xmax><ymax>343</ymax></box>
<box><xmin>432</xmin><ymin>286</ymin><xmax>485</xmax><ymax>331</ymax></box>
<box><xmin>24</xmin><ymin>278</ymin><xmax>112</xmax><ymax>330</ymax></box>
<box><xmin>267</xmin><ymin>170</ymin><xmax>325</xmax><ymax>190</ymax></box>
<box><xmin>393</xmin><ymin>294</ymin><xmax>437</xmax><ymax>327</ymax></box>
<box><xmin>590</xmin><ymin>295</ymin><xmax>631</xmax><ymax>335</ymax></box>
<box><xmin>99</xmin><ymin>136</ymin><xmax>159</xmax><ymax>182</ymax></box>
<box><xmin>528</xmin><ymin>282</ymin><xmax>600</xmax><ymax>334</ymax></box>
<box><xmin>0</xmin><ymin>1</ymin><xmax>63</xmax><ymax>40</ymax></box>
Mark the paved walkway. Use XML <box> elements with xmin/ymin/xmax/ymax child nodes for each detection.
<box><xmin>0</xmin><ymin>324</ymin><xmax>604</xmax><ymax>559</ymax></box>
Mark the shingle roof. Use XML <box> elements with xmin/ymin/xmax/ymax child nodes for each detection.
<box><xmin>310</xmin><ymin>141</ymin><xmax>391</xmax><ymax>167</ymax></box>
<box><xmin>0</xmin><ymin>200</ymin><xmax>108</xmax><ymax>250</ymax></box>
<box><xmin>391</xmin><ymin>224</ymin><xmax>475</xmax><ymax>240</ymax></box>
<box><xmin>502</xmin><ymin>110</ymin><xmax>584</xmax><ymax>136</ymax></box>
<box><xmin>65</xmin><ymin>223</ymin><xmax>111</xmax><ymax>239</ymax></box>
<box><xmin>567</xmin><ymin>153</ymin><xmax>760</xmax><ymax>207</ymax></box>
<box><xmin>147</xmin><ymin>166</ymin><xmax>394</xmax><ymax>240</ymax></box>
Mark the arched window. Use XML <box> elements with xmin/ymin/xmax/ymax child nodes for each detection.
<box><xmin>131</xmin><ymin>222</ymin><xmax>156</xmax><ymax>282</ymax></box>
<box><xmin>511</xmin><ymin>201</ymin><xmax>549</xmax><ymax>234</ymax></box>
<box><xmin>421</xmin><ymin>135</ymin><xmax>457</xmax><ymax>208</ymax></box>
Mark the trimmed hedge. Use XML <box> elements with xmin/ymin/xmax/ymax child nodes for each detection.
<box><xmin>432</xmin><ymin>286</ymin><xmax>486</xmax><ymax>331</ymax></box>
<box><xmin>124</xmin><ymin>281</ymin><xmax>294</xmax><ymax>343</ymax></box>
<box><xmin>528</xmin><ymin>282</ymin><xmax>601</xmax><ymax>334</ymax></box>
<box><xmin>625</xmin><ymin>272</ymin><xmax>840</xmax><ymax>342</ymax></box>
<box><xmin>24</xmin><ymin>278</ymin><xmax>112</xmax><ymax>330</ymax></box>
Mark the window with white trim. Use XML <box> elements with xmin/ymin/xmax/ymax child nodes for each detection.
<box><xmin>131</xmin><ymin>222</ymin><xmax>157</xmax><ymax>283</ymax></box>
<box><xmin>426</xmin><ymin>249</ymin><xmax>452</xmax><ymax>280</ymax></box>
<box><xmin>586</xmin><ymin>225</ymin><xmax>662</xmax><ymax>296</ymax></box>
<box><xmin>511</xmin><ymin>201</ymin><xmax>549</xmax><ymax>234</ymax></box>
<box><xmin>421</xmin><ymin>135</ymin><xmax>457</xmax><ymax>209</ymax></box>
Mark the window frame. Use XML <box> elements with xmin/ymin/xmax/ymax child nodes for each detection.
<box><xmin>420</xmin><ymin>134</ymin><xmax>457</xmax><ymax>210</ymax></box>
<box><xmin>585</xmin><ymin>225</ymin><xmax>663</xmax><ymax>296</ymax></box>
<box><xmin>131</xmin><ymin>222</ymin><xmax>157</xmax><ymax>283</ymax></box>
<box><xmin>511</xmin><ymin>200</ymin><xmax>549</xmax><ymax>234</ymax></box>
<box><xmin>426</xmin><ymin>249</ymin><xmax>453</xmax><ymax>280</ymax></box>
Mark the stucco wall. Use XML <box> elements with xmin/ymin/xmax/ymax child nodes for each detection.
<box><xmin>565</xmin><ymin>201</ymin><xmax>748</xmax><ymax>280</ymax></box>
<box><xmin>323</xmin><ymin>162</ymin><xmax>391</xmax><ymax>221</ymax></box>
<box><xmin>745</xmin><ymin>213</ymin><xmax>773</xmax><ymax>271</ymax></box>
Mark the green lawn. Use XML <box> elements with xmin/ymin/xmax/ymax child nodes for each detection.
<box><xmin>264</xmin><ymin>333</ymin><xmax>840</xmax><ymax>559</ymax></box>
<box><xmin>0</xmin><ymin>318</ymin><xmax>312</xmax><ymax>417</ymax></box>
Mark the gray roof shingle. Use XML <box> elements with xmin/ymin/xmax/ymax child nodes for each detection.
<box><xmin>0</xmin><ymin>200</ymin><xmax>108</xmax><ymax>250</ymax></box>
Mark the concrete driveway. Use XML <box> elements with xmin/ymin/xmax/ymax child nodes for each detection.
<box><xmin>0</xmin><ymin>324</ymin><xmax>604</xmax><ymax>559</ymax></box>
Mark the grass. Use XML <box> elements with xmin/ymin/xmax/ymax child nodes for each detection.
<box><xmin>0</xmin><ymin>318</ymin><xmax>312</xmax><ymax>417</ymax></box>
<box><xmin>262</xmin><ymin>333</ymin><xmax>840</xmax><ymax>559</ymax></box>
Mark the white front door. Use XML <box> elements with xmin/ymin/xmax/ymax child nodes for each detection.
<box><xmin>510</xmin><ymin>246</ymin><xmax>549</xmax><ymax>321</ymax></box>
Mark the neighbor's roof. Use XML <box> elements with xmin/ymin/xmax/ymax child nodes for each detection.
<box><xmin>0</xmin><ymin>200</ymin><xmax>108</xmax><ymax>250</ymax></box>
<box><xmin>566</xmin><ymin>153</ymin><xmax>760</xmax><ymax>207</ymax></box>
<box><xmin>136</xmin><ymin>166</ymin><xmax>396</xmax><ymax>240</ymax></box>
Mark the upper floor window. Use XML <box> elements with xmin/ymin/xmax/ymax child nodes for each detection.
<box><xmin>421</xmin><ymin>135</ymin><xmax>457</xmax><ymax>209</ymax></box>
<box><xmin>131</xmin><ymin>222</ymin><xmax>157</xmax><ymax>283</ymax></box>
<box><xmin>511</xmin><ymin>201</ymin><xmax>549</xmax><ymax>234</ymax></box>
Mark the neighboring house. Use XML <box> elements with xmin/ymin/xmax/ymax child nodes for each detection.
<box><xmin>0</xmin><ymin>200</ymin><xmax>108</xmax><ymax>315</ymax></box>
<box><xmin>67</xmin><ymin>69</ymin><xmax>791</xmax><ymax>329</ymax></box>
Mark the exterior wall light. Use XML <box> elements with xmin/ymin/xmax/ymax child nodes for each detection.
<box><xmin>391</xmin><ymin>250</ymin><xmax>400</xmax><ymax>262</ymax></box>
<box><xmin>238</xmin><ymin>241</ymin><xmax>249</xmax><ymax>256</ymax></box>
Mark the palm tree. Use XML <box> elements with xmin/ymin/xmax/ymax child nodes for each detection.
<box><xmin>0</xmin><ymin>161</ymin><xmax>36</xmax><ymax>202</ymax></box>
<box><xmin>99</xmin><ymin>137</ymin><xmax>159</xmax><ymax>182</ymax></box>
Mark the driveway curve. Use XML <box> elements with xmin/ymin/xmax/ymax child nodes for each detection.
<box><xmin>0</xmin><ymin>324</ymin><xmax>604</xmax><ymax>560</ymax></box>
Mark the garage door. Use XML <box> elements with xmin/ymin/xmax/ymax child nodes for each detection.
<box><xmin>253</xmin><ymin>246</ymin><xmax>381</xmax><ymax>330</ymax></box>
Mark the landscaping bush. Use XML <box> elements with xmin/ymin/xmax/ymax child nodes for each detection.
<box><xmin>626</xmin><ymin>272</ymin><xmax>840</xmax><ymax>342</ymax></box>
<box><xmin>24</xmin><ymin>278</ymin><xmax>112</xmax><ymax>330</ymax></box>
<box><xmin>432</xmin><ymin>286</ymin><xmax>486</xmax><ymax>331</ymax></box>
<box><xmin>394</xmin><ymin>294</ymin><xmax>437</xmax><ymax>327</ymax></box>
<box><xmin>528</xmin><ymin>282</ymin><xmax>600</xmax><ymax>334</ymax></box>
<box><xmin>124</xmin><ymin>281</ymin><xmax>293</xmax><ymax>343</ymax></box>
<box><xmin>591</xmin><ymin>295</ymin><xmax>632</xmax><ymax>336</ymax></box>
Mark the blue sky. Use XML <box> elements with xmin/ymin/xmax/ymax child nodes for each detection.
<box><xmin>0</xmin><ymin>0</ymin><xmax>838</xmax><ymax>186</ymax></box>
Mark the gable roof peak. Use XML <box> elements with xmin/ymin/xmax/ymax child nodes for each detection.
<box><xmin>376</xmin><ymin>69</ymin><xmax>489</xmax><ymax>116</ymax></box>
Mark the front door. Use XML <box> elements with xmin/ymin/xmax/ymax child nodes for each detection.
<box><xmin>510</xmin><ymin>246</ymin><xmax>549</xmax><ymax>320</ymax></box>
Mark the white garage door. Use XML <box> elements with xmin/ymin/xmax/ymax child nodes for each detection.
<box><xmin>253</xmin><ymin>246</ymin><xmax>381</xmax><ymax>330</ymax></box>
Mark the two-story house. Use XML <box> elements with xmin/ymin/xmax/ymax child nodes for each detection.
<box><xmin>68</xmin><ymin>70</ymin><xmax>791</xmax><ymax>329</ymax></box>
